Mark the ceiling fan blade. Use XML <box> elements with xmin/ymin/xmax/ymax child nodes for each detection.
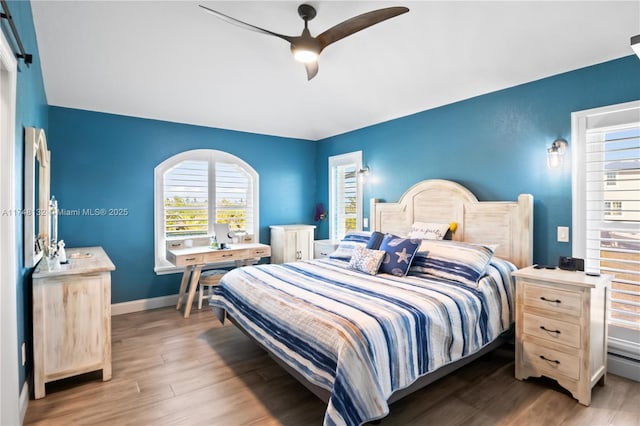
<box><xmin>305</xmin><ymin>61</ymin><xmax>319</xmax><ymax>80</ymax></box>
<box><xmin>316</xmin><ymin>6</ymin><xmax>409</xmax><ymax>51</ymax></box>
<box><xmin>199</xmin><ymin>5</ymin><xmax>293</xmax><ymax>43</ymax></box>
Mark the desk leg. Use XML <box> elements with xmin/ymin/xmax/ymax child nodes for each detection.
<box><xmin>183</xmin><ymin>265</ymin><xmax>203</xmax><ymax>318</ymax></box>
<box><xmin>176</xmin><ymin>266</ymin><xmax>192</xmax><ymax>310</ymax></box>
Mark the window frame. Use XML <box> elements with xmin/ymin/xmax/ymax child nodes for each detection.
<box><xmin>571</xmin><ymin>100</ymin><xmax>640</xmax><ymax>379</ymax></box>
<box><xmin>328</xmin><ymin>151</ymin><xmax>363</xmax><ymax>241</ymax></box>
<box><xmin>154</xmin><ymin>149</ymin><xmax>259</xmax><ymax>274</ymax></box>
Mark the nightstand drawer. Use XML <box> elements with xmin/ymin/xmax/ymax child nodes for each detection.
<box><xmin>523</xmin><ymin>282</ymin><xmax>582</xmax><ymax>316</ymax></box>
<box><xmin>314</xmin><ymin>240</ymin><xmax>339</xmax><ymax>259</ymax></box>
<box><xmin>523</xmin><ymin>312</ymin><xmax>581</xmax><ymax>348</ymax></box>
<box><xmin>523</xmin><ymin>341</ymin><xmax>580</xmax><ymax>380</ymax></box>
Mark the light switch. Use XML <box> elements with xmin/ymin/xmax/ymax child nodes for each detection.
<box><xmin>363</xmin><ymin>218</ymin><xmax>369</xmax><ymax>229</ymax></box>
<box><xmin>557</xmin><ymin>226</ymin><xmax>569</xmax><ymax>243</ymax></box>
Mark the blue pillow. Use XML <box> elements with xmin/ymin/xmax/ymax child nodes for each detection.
<box><xmin>366</xmin><ymin>231</ymin><xmax>385</xmax><ymax>250</ymax></box>
<box><xmin>409</xmin><ymin>240</ymin><xmax>495</xmax><ymax>287</ymax></box>
<box><xmin>328</xmin><ymin>231</ymin><xmax>371</xmax><ymax>260</ymax></box>
<box><xmin>379</xmin><ymin>234</ymin><xmax>420</xmax><ymax>276</ymax></box>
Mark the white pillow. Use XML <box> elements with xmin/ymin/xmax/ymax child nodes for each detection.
<box><xmin>408</xmin><ymin>222</ymin><xmax>450</xmax><ymax>240</ymax></box>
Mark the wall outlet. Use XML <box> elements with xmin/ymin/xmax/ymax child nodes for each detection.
<box><xmin>21</xmin><ymin>342</ymin><xmax>26</xmax><ymax>366</ymax></box>
<box><xmin>363</xmin><ymin>217</ymin><xmax>369</xmax><ymax>229</ymax></box>
<box><xmin>557</xmin><ymin>226</ymin><xmax>570</xmax><ymax>243</ymax></box>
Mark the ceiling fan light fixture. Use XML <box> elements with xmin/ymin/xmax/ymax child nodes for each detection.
<box><xmin>293</xmin><ymin>48</ymin><xmax>318</xmax><ymax>63</ymax></box>
<box><xmin>200</xmin><ymin>4</ymin><xmax>409</xmax><ymax>79</ymax></box>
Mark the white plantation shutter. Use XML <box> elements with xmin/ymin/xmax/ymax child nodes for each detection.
<box><xmin>329</xmin><ymin>151</ymin><xmax>363</xmax><ymax>240</ymax></box>
<box><xmin>155</xmin><ymin>150</ymin><xmax>258</xmax><ymax>272</ymax></box>
<box><xmin>573</xmin><ymin>101</ymin><xmax>640</xmax><ymax>379</ymax></box>
<box><xmin>163</xmin><ymin>160</ymin><xmax>209</xmax><ymax>237</ymax></box>
<box><xmin>584</xmin><ymin>125</ymin><xmax>640</xmax><ymax>330</ymax></box>
<box><xmin>215</xmin><ymin>162</ymin><xmax>254</xmax><ymax>235</ymax></box>
<box><xmin>333</xmin><ymin>164</ymin><xmax>357</xmax><ymax>237</ymax></box>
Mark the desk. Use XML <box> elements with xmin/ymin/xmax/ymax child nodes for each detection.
<box><xmin>167</xmin><ymin>243</ymin><xmax>271</xmax><ymax>318</ymax></box>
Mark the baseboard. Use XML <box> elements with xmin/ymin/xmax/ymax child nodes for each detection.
<box><xmin>111</xmin><ymin>294</ymin><xmax>179</xmax><ymax>316</ymax></box>
<box><xmin>19</xmin><ymin>379</ymin><xmax>29</xmax><ymax>423</ymax></box>
<box><xmin>608</xmin><ymin>353</ymin><xmax>640</xmax><ymax>382</ymax></box>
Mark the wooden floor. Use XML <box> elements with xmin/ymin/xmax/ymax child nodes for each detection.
<box><xmin>24</xmin><ymin>306</ymin><xmax>640</xmax><ymax>426</ymax></box>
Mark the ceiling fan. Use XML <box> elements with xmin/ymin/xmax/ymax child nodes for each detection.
<box><xmin>199</xmin><ymin>3</ymin><xmax>409</xmax><ymax>80</ymax></box>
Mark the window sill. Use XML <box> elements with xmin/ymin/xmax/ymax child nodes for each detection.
<box><xmin>155</xmin><ymin>260</ymin><xmax>241</xmax><ymax>275</ymax></box>
<box><xmin>154</xmin><ymin>265</ymin><xmax>185</xmax><ymax>275</ymax></box>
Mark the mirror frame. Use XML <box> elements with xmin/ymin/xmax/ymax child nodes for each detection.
<box><xmin>24</xmin><ymin>127</ymin><xmax>50</xmax><ymax>267</ymax></box>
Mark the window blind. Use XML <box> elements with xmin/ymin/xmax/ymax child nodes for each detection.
<box><xmin>332</xmin><ymin>163</ymin><xmax>358</xmax><ymax>239</ymax></box>
<box><xmin>163</xmin><ymin>160</ymin><xmax>208</xmax><ymax>237</ymax></box>
<box><xmin>215</xmin><ymin>162</ymin><xmax>254</xmax><ymax>235</ymax></box>
<box><xmin>585</xmin><ymin>126</ymin><xmax>640</xmax><ymax>330</ymax></box>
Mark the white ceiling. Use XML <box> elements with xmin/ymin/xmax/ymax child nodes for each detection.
<box><xmin>31</xmin><ymin>1</ymin><xmax>640</xmax><ymax>141</ymax></box>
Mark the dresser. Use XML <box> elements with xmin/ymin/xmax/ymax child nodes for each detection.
<box><xmin>269</xmin><ymin>224</ymin><xmax>315</xmax><ymax>264</ymax></box>
<box><xmin>513</xmin><ymin>266</ymin><xmax>612</xmax><ymax>406</ymax></box>
<box><xmin>32</xmin><ymin>246</ymin><xmax>115</xmax><ymax>399</ymax></box>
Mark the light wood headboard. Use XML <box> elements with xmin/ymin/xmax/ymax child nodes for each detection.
<box><xmin>370</xmin><ymin>179</ymin><xmax>533</xmax><ymax>268</ymax></box>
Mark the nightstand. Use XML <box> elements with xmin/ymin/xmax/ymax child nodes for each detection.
<box><xmin>513</xmin><ymin>266</ymin><xmax>612</xmax><ymax>406</ymax></box>
<box><xmin>313</xmin><ymin>239</ymin><xmax>339</xmax><ymax>259</ymax></box>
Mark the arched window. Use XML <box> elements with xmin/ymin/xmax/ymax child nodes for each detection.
<box><xmin>154</xmin><ymin>149</ymin><xmax>259</xmax><ymax>273</ymax></box>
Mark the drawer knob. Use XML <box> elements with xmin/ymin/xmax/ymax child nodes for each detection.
<box><xmin>540</xmin><ymin>326</ymin><xmax>561</xmax><ymax>334</ymax></box>
<box><xmin>540</xmin><ymin>296</ymin><xmax>562</xmax><ymax>304</ymax></box>
<box><xmin>539</xmin><ymin>355</ymin><xmax>560</xmax><ymax>365</ymax></box>
<box><xmin>185</xmin><ymin>257</ymin><xmax>196</xmax><ymax>261</ymax></box>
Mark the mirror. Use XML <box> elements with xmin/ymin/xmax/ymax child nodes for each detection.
<box><xmin>24</xmin><ymin>127</ymin><xmax>50</xmax><ymax>267</ymax></box>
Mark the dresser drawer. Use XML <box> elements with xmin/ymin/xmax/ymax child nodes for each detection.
<box><xmin>523</xmin><ymin>312</ymin><xmax>581</xmax><ymax>348</ymax></box>
<box><xmin>208</xmin><ymin>250</ymin><xmax>239</xmax><ymax>262</ymax></box>
<box><xmin>166</xmin><ymin>241</ymin><xmax>185</xmax><ymax>250</ymax></box>
<box><xmin>177</xmin><ymin>254</ymin><xmax>206</xmax><ymax>265</ymax></box>
<box><xmin>522</xmin><ymin>341</ymin><xmax>580</xmax><ymax>380</ymax></box>
<box><xmin>523</xmin><ymin>282</ymin><xmax>582</xmax><ymax>316</ymax></box>
<box><xmin>250</xmin><ymin>246</ymin><xmax>271</xmax><ymax>258</ymax></box>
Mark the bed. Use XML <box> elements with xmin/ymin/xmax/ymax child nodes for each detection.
<box><xmin>210</xmin><ymin>179</ymin><xmax>533</xmax><ymax>426</ymax></box>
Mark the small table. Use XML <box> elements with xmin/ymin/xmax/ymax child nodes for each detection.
<box><xmin>512</xmin><ymin>266</ymin><xmax>612</xmax><ymax>406</ymax></box>
<box><xmin>167</xmin><ymin>243</ymin><xmax>271</xmax><ymax>318</ymax></box>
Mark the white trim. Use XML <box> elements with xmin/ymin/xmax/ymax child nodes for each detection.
<box><xmin>0</xmin><ymin>28</ymin><xmax>19</xmax><ymax>426</ymax></box>
<box><xmin>111</xmin><ymin>294</ymin><xmax>179</xmax><ymax>316</ymax></box>
<box><xmin>571</xmin><ymin>100</ymin><xmax>640</xmax><ymax>382</ymax></box>
<box><xmin>571</xmin><ymin>100</ymin><xmax>640</xmax><ymax>258</ymax></box>
<box><xmin>154</xmin><ymin>260</ymin><xmax>237</xmax><ymax>275</ymax></box>
<box><xmin>328</xmin><ymin>151</ymin><xmax>363</xmax><ymax>240</ymax></box>
<box><xmin>19</xmin><ymin>380</ymin><xmax>29</xmax><ymax>424</ymax></box>
<box><xmin>154</xmin><ymin>149</ymin><xmax>259</xmax><ymax>273</ymax></box>
<box><xmin>608</xmin><ymin>334</ymin><xmax>640</xmax><ymax>361</ymax></box>
<box><xmin>24</xmin><ymin>127</ymin><xmax>48</xmax><ymax>267</ymax></box>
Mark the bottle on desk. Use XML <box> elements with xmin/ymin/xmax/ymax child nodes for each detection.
<box><xmin>209</xmin><ymin>235</ymin><xmax>218</xmax><ymax>249</ymax></box>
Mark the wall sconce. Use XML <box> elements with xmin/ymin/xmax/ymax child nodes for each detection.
<box><xmin>358</xmin><ymin>166</ymin><xmax>370</xmax><ymax>176</ymax></box>
<box><xmin>632</xmin><ymin>34</ymin><xmax>640</xmax><ymax>59</ymax></box>
<box><xmin>547</xmin><ymin>138</ymin><xmax>568</xmax><ymax>169</ymax></box>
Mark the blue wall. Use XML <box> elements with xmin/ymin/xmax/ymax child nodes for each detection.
<box><xmin>315</xmin><ymin>56</ymin><xmax>640</xmax><ymax>265</ymax></box>
<box><xmin>8</xmin><ymin>0</ymin><xmax>640</xmax><ymax>401</ymax></box>
<box><xmin>47</xmin><ymin>107</ymin><xmax>316</xmax><ymax>303</ymax></box>
<box><xmin>3</xmin><ymin>0</ymin><xmax>48</xmax><ymax>393</ymax></box>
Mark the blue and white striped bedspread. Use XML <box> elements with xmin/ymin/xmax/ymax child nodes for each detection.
<box><xmin>210</xmin><ymin>258</ymin><xmax>516</xmax><ymax>426</ymax></box>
